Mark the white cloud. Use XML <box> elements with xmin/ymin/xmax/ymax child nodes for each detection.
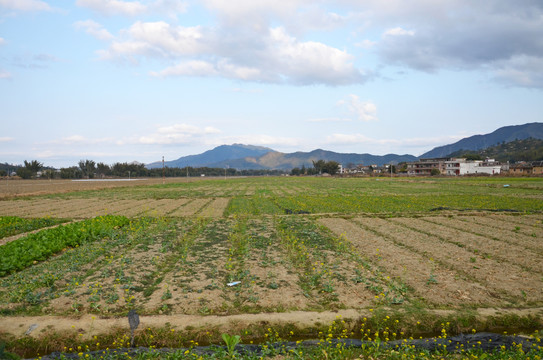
<box><xmin>75</xmin><ymin>0</ymin><xmax>187</xmax><ymax>16</ymax></box>
<box><xmin>383</xmin><ymin>27</ymin><xmax>415</xmax><ymax>36</ymax></box>
<box><xmin>100</xmin><ymin>21</ymin><xmax>366</xmax><ymax>85</ymax></box>
<box><xmin>0</xmin><ymin>69</ymin><xmax>12</xmax><ymax>79</ymax></box>
<box><xmin>0</xmin><ymin>137</ymin><xmax>13</xmax><ymax>142</ymax></box>
<box><xmin>152</xmin><ymin>60</ymin><xmax>262</xmax><ymax>81</ymax></box>
<box><xmin>98</xmin><ymin>21</ymin><xmax>207</xmax><ymax>61</ymax></box>
<box><xmin>202</xmin><ymin>0</ymin><xmax>303</xmax><ymax>28</ymax></box>
<box><xmin>76</xmin><ymin>0</ymin><xmax>543</xmax><ymax>88</ymax></box>
<box><xmin>372</xmin><ymin>1</ymin><xmax>543</xmax><ymax>85</ymax></box>
<box><xmin>265</xmin><ymin>27</ymin><xmax>365</xmax><ymax>85</ymax></box>
<box><xmin>493</xmin><ymin>55</ymin><xmax>543</xmax><ymax>88</ymax></box>
<box><xmin>0</xmin><ymin>37</ymin><xmax>5</xmax><ymax>45</ymax></box>
<box><xmin>0</xmin><ymin>0</ymin><xmax>51</xmax><ymax>11</ymax></box>
<box><xmin>337</xmin><ymin>94</ymin><xmax>378</xmax><ymax>122</ymax></box>
<box><xmin>76</xmin><ymin>0</ymin><xmax>147</xmax><ymax>16</ymax></box>
<box><xmin>74</xmin><ymin>20</ymin><xmax>114</xmax><ymax>40</ymax></box>
<box><xmin>138</xmin><ymin>124</ymin><xmax>221</xmax><ymax>145</ymax></box>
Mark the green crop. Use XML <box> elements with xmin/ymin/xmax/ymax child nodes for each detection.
<box><xmin>0</xmin><ymin>215</ymin><xmax>130</xmax><ymax>276</ymax></box>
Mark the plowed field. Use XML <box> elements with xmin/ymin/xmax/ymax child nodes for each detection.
<box><xmin>1</xmin><ymin>176</ymin><xmax>542</xmax><ymax>355</ymax></box>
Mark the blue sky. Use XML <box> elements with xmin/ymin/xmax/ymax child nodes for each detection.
<box><xmin>1</xmin><ymin>0</ymin><xmax>542</xmax><ymax>168</ymax></box>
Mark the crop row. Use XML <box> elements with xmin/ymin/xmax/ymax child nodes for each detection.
<box><xmin>226</xmin><ymin>194</ymin><xmax>543</xmax><ymax>215</ymax></box>
<box><xmin>0</xmin><ymin>215</ymin><xmax>130</xmax><ymax>276</ymax></box>
<box><xmin>0</xmin><ymin>216</ymin><xmax>67</xmax><ymax>239</ymax></box>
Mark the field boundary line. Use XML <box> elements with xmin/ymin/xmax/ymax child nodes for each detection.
<box><xmin>2</xmin><ymin>307</ymin><xmax>543</xmax><ymax>339</ymax></box>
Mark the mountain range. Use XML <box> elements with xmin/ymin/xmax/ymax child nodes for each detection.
<box><xmin>419</xmin><ymin>122</ymin><xmax>543</xmax><ymax>158</ymax></box>
<box><xmin>146</xmin><ymin>145</ymin><xmax>418</xmax><ymax>170</ymax></box>
<box><xmin>146</xmin><ymin>123</ymin><xmax>543</xmax><ymax>170</ymax></box>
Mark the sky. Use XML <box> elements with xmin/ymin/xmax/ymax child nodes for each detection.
<box><xmin>1</xmin><ymin>0</ymin><xmax>542</xmax><ymax>168</ymax></box>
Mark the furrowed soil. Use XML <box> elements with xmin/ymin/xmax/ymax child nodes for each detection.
<box><xmin>1</xmin><ymin>177</ymin><xmax>543</xmax><ymax>356</ymax></box>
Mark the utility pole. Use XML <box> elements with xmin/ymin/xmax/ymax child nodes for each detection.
<box><xmin>162</xmin><ymin>156</ymin><xmax>165</xmax><ymax>184</ymax></box>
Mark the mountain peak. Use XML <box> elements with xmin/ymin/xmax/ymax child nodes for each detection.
<box><xmin>146</xmin><ymin>144</ymin><xmax>274</xmax><ymax>169</ymax></box>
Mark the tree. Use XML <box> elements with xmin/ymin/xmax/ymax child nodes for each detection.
<box><xmin>16</xmin><ymin>167</ymin><xmax>33</xmax><ymax>179</ymax></box>
<box><xmin>430</xmin><ymin>168</ymin><xmax>441</xmax><ymax>176</ymax></box>
<box><xmin>464</xmin><ymin>153</ymin><xmax>482</xmax><ymax>161</ymax></box>
<box><xmin>291</xmin><ymin>167</ymin><xmax>301</xmax><ymax>176</ymax></box>
<box><xmin>322</xmin><ymin>161</ymin><xmax>340</xmax><ymax>175</ymax></box>
<box><xmin>312</xmin><ymin>160</ymin><xmax>326</xmax><ymax>174</ymax></box>
<box><xmin>96</xmin><ymin>162</ymin><xmax>111</xmax><ymax>178</ymax></box>
<box><xmin>42</xmin><ymin>169</ymin><xmax>57</xmax><ymax>179</ymax></box>
<box><xmin>60</xmin><ymin>167</ymin><xmax>82</xmax><ymax>179</ymax></box>
<box><xmin>23</xmin><ymin>160</ymin><xmax>43</xmax><ymax>178</ymax></box>
<box><xmin>79</xmin><ymin>159</ymin><xmax>96</xmax><ymax>179</ymax></box>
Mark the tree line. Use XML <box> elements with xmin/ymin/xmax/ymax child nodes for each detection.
<box><xmin>290</xmin><ymin>160</ymin><xmax>340</xmax><ymax>176</ymax></box>
<box><xmin>3</xmin><ymin>159</ymin><xmax>287</xmax><ymax>179</ymax></box>
<box><xmin>3</xmin><ymin>158</ymin><xmax>344</xmax><ymax>179</ymax></box>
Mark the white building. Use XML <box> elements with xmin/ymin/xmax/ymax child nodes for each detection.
<box><xmin>445</xmin><ymin>158</ymin><xmax>502</xmax><ymax>176</ymax></box>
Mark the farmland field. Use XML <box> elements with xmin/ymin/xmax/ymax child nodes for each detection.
<box><xmin>0</xmin><ymin>176</ymin><xmax>542</xmax><ymax>356</ymax></box>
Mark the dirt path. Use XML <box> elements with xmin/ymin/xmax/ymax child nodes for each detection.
<box><xmin>3</xmin><ymin>307</ymin><xmax>543</xmax><ymax>341</ymax></box>
<box><xmin>0</xmin><ymin>310</ymin><xmax>362</xmax><ymax>340</ymax></box>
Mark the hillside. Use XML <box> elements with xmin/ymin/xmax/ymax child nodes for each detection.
<box><xmin>449</xmin><ymin>138</ymin><xmax>543</xmax><ymax>163</ymax></box>
<box><xmin>146</xmin><ymin>144</ymin><xmax>273</xmax><ymax>169</ymax></box>
<box><xmin>172</xmin><ymin>148</ymin><xmax>417</xmax><ymax>170</ymax></box>
<box><xmin>420</xmin><ymin>123</ymin><xmax>543</xmax><ymax>158</ymax></box>
<box><xmin>146</xmin><ymin>145</ymin><xmax>417</xmax><ymax>170</ymax></box>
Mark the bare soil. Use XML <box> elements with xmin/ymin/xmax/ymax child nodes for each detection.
<box><xmin>390</xmin><ymin>217</ymin><xmax>543</xmax><ymax>273</ymax></box>
<box><xmin>319</xmin><ymin>217</ymin><xmax>495</xmax><ymax>307</ymax></box>
<box><xmin>0</xmin><ymin>178</ymin><xmax>205</xmax><ymax>200</ymax></box>
<box><xmin>357</xmin><ymin>217</ymin><xmax>543</xmax><ymax>304</ymax></box>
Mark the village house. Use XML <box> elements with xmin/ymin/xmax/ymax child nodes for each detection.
<box><xmin>406</xmin><ymin>158</ymin><xmax>448</xmax><ymax>175</ymax></box>
<box><xmin>509</xmin><ymin>161</ymin><xmax>543</xmax><ymax>175</ymax></box>
<box><xmin>407</xmin><ymin>158</ymin><xmax>504</xmax><ymax>176</ymax></box>
<box><xmin>445</xmin><ymin>158</ymin><xmax>502</xmax><ymax>176</ymax></box>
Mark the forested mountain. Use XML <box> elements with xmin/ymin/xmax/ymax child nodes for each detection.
<box><xmin>448</xmin><ymin>138</ymin><xmax>543</xmax><ymax>163</ymax></box>
<box><xmin>420</xmin><ymin>123</ymin><xmax>543</xmax><ymax>158</ymax></box>
<box><xmin>146</xmin><ymin>144</ymin><xmax>273</xmax><ymax>169</ymax></box>
<box><xmin>146</xmin><ymin>146</ymin><xmax>417</xmax><ymax>170</ymax></box>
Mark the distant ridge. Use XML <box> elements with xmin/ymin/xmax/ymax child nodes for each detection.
<box><xmin>208</xmin><ymin>149</ymin><xmax>418</xmax><ymax>170</ymax></box>
<box><xmin>146</xmin><ymin>144</ymin><xmax>273</xmax><ymax>169</ymax></box>
<box><xmin>147</xmin><ymin>145</ymin><xmax>417</xmax><ymax>170</ymax></box>
<box><xmin>420</xmin><ymin>123</ymin><xmax>543</xmax><ymax>158</ymax></box>
<box><xmin>145</xmin><ymin>123</ymin><xmax>543</xmax><ymax>171</ymax></box>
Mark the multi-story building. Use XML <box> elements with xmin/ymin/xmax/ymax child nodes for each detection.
<box><xmin>406</xmin><ymin>158</ymin><xmax>448</xmax><ymax>175</ymax></box>
<box><xmin>445</xmin><ymin>158</ymin><xmax>502</xmax><ymax>176</ymax></box>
